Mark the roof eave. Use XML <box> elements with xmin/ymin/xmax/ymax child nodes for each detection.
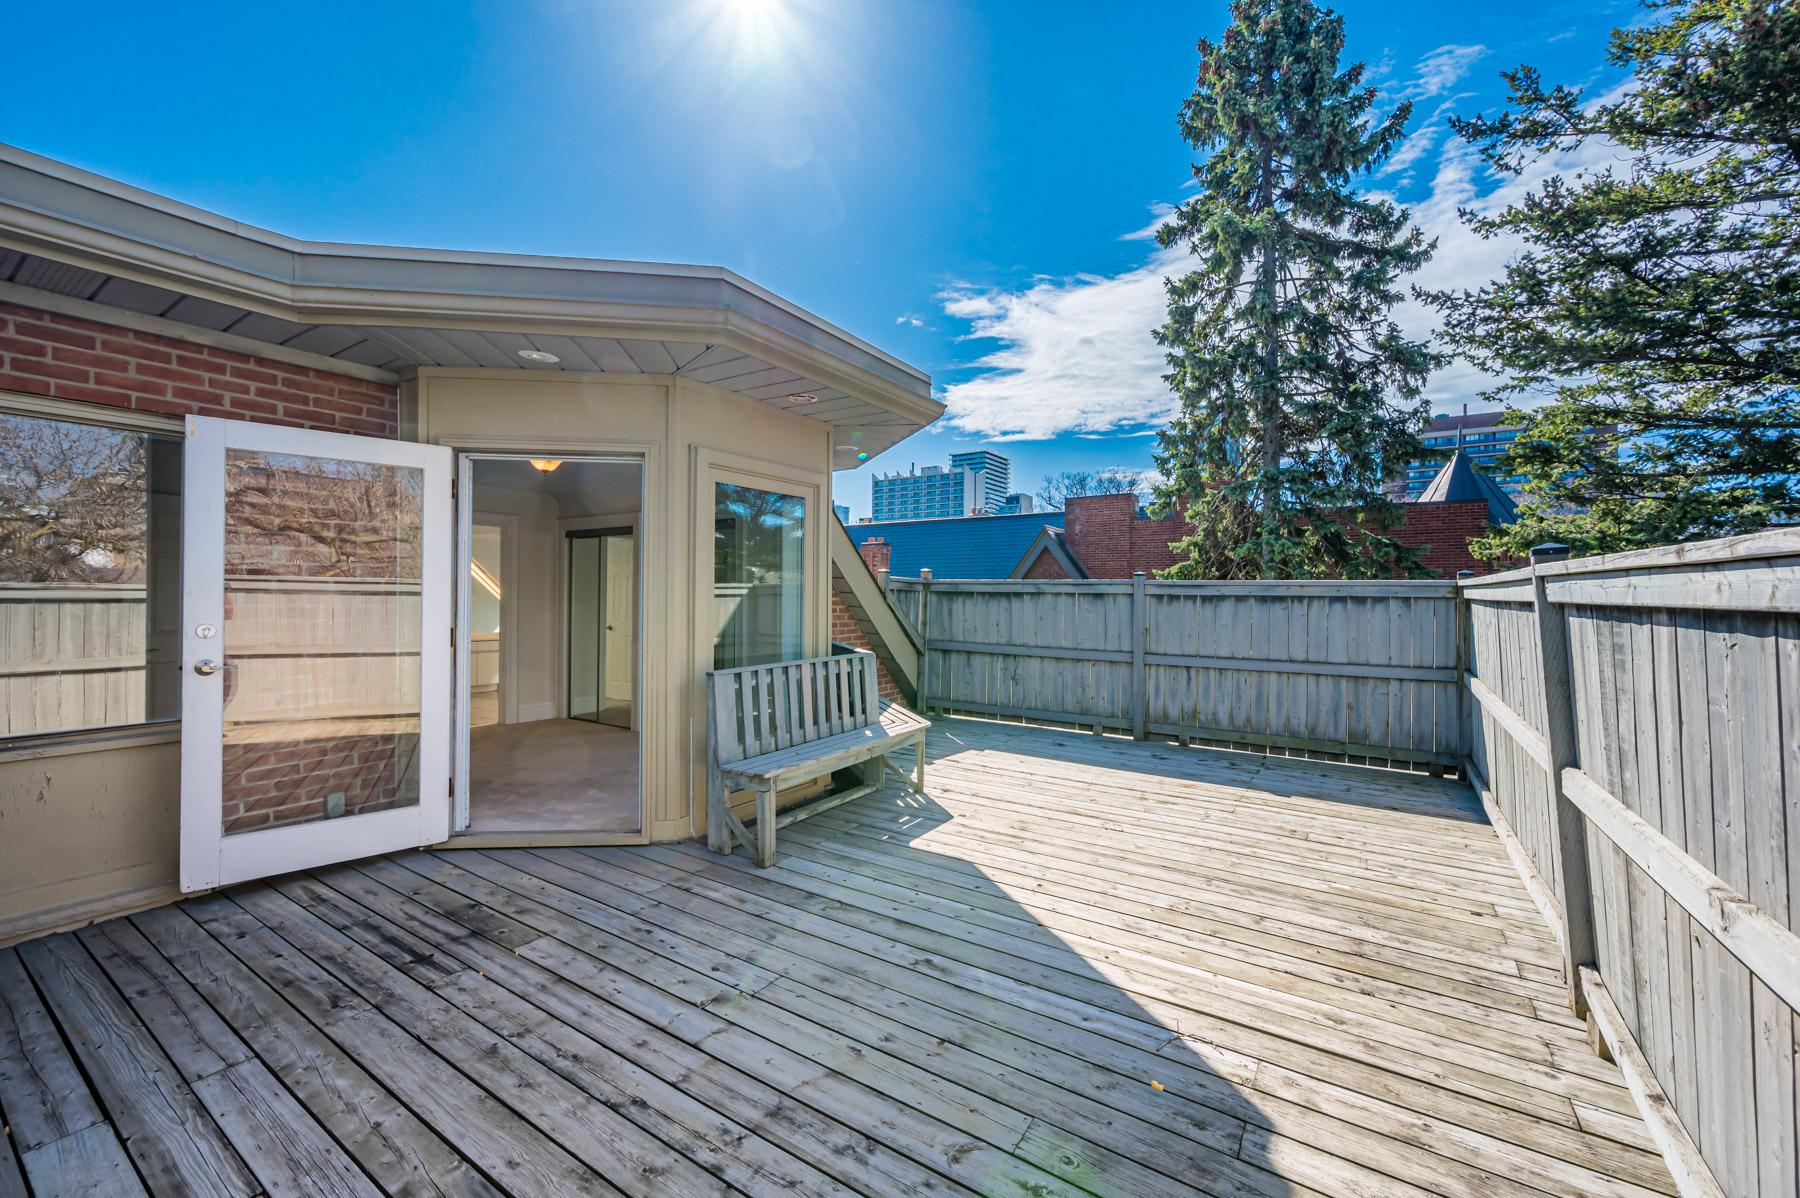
<box><xmin>0</xmin><ymin>143</ymin><xmax>941</xmax><ymax>430</ymax></box>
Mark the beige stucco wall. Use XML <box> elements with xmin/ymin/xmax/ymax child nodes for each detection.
<box><xmin>0</xmin><ymin>731</ymin><xmax>182</xmax><ymax>946</ymax></box>
<box><xmin>412</xmin><ymin>368</ymin><xmax>835</xmax><ymax>842</ymax></box>
<box><xmin>0</xmin><ymin>367</ymin><xmax>835</xmax><ymax>944</ymax></box>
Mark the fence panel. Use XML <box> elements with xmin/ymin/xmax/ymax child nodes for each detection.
<box><xmin>897</xmin><ymin>576</ymin><xmax>1463</xmax><ymax>764</ymax></box>
<box><xmin>1463</xmin><ymin>529</ymin><xmax>1800</xmax><ymax>1198</ymax></box>
<box><xmin>0</xmin><ymin>586</ymin><xmax>149</xmax><ymax>737</ymax></box>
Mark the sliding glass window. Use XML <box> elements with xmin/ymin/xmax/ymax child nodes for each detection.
<box><xmin>712</xmin><ymin>482</ymin><xmax>805</xmax><ymax>669</ymax></box>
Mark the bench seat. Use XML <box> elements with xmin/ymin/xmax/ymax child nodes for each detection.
<box><xmin>707</xmin><ymin>652</ymin><xmax>929</xmax><ymax>867</ymax></box>
<box><xmin>719</xmin><ymin>701</ymin><xmax>930</xmax><ymax>790</ymax></box>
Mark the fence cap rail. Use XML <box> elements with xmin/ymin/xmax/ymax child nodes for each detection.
<box><xmin>1460</xmin><ymin>527</ymin><xmax>1800</xmax><ymax>589</ymax></box>
<box><xmin>882</xmin><ymin>576</ymin><xmax>1457</xmax><ymax>597</ymax></box>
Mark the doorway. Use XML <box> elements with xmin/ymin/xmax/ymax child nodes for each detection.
<box><xmin>455</xmin><ymin>454</ymin><xmax>642</xmax><ymax>837</ymax></box>
<box><xmin>567</xmin><ymin>528</ymin><xmax>634</xmax><ymax>729</ymax></box>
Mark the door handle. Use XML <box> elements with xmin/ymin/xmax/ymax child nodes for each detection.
<box><xmin>193</xmin><ymin>659</ymin><xmax>220</xmax><ymax>677</ymax></box>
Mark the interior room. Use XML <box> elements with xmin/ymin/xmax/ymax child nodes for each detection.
<box><xmin>463</xmin><ymin>455</ymin><xmax>642</xmax><ymax>834</ymax></box>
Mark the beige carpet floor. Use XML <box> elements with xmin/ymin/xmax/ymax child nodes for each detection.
<box><xmin>467</xmin><ymin>718</ymin><xmax>640</xmax><ymax>833</ymax></box>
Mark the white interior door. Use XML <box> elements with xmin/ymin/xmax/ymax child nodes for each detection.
<box><xmin>604</xmin><ymin>533</ymin><xmax>635</xmax><ymax>706</ymax></box>
<box><xmin>180</xmin><ymin>415</ymin><xmax>453</xmax><ymax>892</ymax></box>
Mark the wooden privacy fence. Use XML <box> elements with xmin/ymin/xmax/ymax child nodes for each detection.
<box><xmin>885</xmin><ymin>573</ymin><xmax>1465</xmax><ymax>766</ymax></box>
<box><xmin>1462</xmin><ymin>529</ymin><xmax>1800</xmax><ymax>1198</ymax></box>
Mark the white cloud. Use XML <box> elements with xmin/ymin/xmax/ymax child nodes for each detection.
<box><xmin>1403</xmin><ymin>44</ymin><xmax>1488</xmax><ymax>100</ymax></box>
<box><xmin>937</xmin><ymin>81</ymin><xmax>1634</xmax><ymax>439</ymax></box>
<box><xmin>937</xmin><ymin>248</ymin><xmax>1185</xmax><ymax>440</ymax></box>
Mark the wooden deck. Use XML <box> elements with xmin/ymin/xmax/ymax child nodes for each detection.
<box><xmin>0</xmin><ymin>718</ymin><xmax>1675</xmax><ymax>1198</ymax></box>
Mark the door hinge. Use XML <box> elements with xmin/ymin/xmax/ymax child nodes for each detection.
<box><xmin>449</xmin><ymin>777</ymin><xmax>455</xmax><ymax>798</ymax></box>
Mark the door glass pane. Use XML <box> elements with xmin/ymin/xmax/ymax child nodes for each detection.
<box><xmin>0</xmin><ymin>412</ymin><xmax>181</xmax><ymax>737</ymax></box>
<box><xmin>221</xmin><ymin>450</ymin><xmax>423</xmax><ymax>836</ymax></box>
<box><xmin>713</xmin><ymin>482</ymin><xmax>805</xmax><ymax>669</ymax></box>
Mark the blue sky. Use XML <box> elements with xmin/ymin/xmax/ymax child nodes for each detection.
<box><xmin>6</xmin><ymin>0</ymin><xmax>1634</xmax><ymax>518</ymax></box>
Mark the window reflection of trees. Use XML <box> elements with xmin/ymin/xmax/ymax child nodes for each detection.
<box><xmin>224</xmin><ymin>452</ymin><xmax>424</xmax><ymax>581</ymax></box>
<box><xmin>0</xmin><ymin>412</ymin><xmax>179</xmax><ymax>737</ymax></box>
<box><xmin>713</xmin><ymin>482</ymin><xmax>805</xmax><ymax>671</ymax></box>
<box><xmin>0</xmin><ymin>414</ymin><xmax>149</xmax><ymax>584</ymax></box>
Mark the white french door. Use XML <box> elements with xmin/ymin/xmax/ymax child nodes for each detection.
<box><xmin>179</xmin><ymin>416</ymin><xmax>454</xmax><ymax>892</ymax></box>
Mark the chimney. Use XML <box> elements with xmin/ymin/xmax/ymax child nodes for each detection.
<box><xmin>859</xmin><ymin>538</ymin><xmax>892</xmax><ymax>574</ymax></box>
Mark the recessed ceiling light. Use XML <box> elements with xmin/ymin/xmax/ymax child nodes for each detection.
<box><xmin>785</xmin><ymin>393</ymin><xmax>819</xmax><ymax>404</ymax></box>
<box><xmin>835</xmin><ymin>444</ymin><xmax>856</xmax><ymax>451</ymax></box>
<box><xmin>517</xmin><ymin>349</ymin><xmax>560</xmax><ymax>364</ymax></box>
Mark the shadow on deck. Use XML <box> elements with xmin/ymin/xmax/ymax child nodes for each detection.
<box><xmin>0</xmin><ymin>717</ymin><xmax>1674</xmax><ymax>1198</ymax></box>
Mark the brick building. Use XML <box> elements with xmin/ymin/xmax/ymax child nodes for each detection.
<box><xmin>1016</xmin><ymin>452</ymin><xmax>1516</xmax><ymax>581</ymax></box>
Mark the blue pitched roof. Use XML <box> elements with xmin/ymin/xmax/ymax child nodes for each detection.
<box><xmin>1412</xmin><ymin>449</ymin><xmax>1518</xmax><ymax>525</ymax></box>
<box><xmin>845</xmin><ymin>512</ymin><xmax>1067</xmax><ymax>579</ymax></box>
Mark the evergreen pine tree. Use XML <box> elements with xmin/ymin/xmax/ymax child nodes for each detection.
<box><xmin>1430</xmin><ymin>0</ymin><xmax>1800</xmax><ymax>559</ymax></box>
<box><xmin>1151</xmin><ymin>0</ymin><xmax>1441</xmax><ymax>580</ymax></box>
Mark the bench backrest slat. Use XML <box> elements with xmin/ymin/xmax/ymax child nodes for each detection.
<box><xmin>708</xmin><ymin>651</ymin><xmax>879</xmax><ymax>765</ymax></box>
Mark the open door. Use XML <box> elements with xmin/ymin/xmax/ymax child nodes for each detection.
<box><xmin>179</xmin><ymin>416</ymin><xmax>453</xmax><ymax>891</ymax></box>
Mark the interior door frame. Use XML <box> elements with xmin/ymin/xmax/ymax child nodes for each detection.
<box><xmin>180</xmin><ymin>415</ymin><xmax>453</xmax><ymax>892</ymax></box>
<box><xmin>559</xmin><ymin>515</ymin><xmax>641</xmax><ymax>731</ymax></box>
<box><xmin>452</xmin><ymin>451</ymin><xmax>647</xmax><ymax>839</ymax></box>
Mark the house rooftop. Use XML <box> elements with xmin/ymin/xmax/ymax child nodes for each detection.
<box><xmin>845</xmin><ymin>510</ymin><xmax>1066</xmax><ymax>578</ymax></box>
<box><xmin>0</xmin><ymin>142</ymin><xmax>940</xmax><ymax>467</ymax></box>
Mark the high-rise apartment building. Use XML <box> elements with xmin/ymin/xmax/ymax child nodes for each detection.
<box><xmin>948</xmin><ymin>451</ymin><xmax>1011</xmax><ymax>512</ymax></box>
<box><xmin>1403</xmin><ymin>409</ymin><xmax>1617</xmax><ymax>502</ymax></box>
<box><xmin>1404</xmin><ymin>411</ymin><xmax>1527</xmax><ymax>499</ymax></box>
<box><xmin>871</xmin><ymin>451</ymin><xmax>1015</xmax><ymax>521</ymax></box>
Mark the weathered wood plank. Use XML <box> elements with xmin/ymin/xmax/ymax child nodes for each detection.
<box><xmin>15</xmin><ymin>934</ymin><xmax>257</xmax><ymax>1198</ymax></box>
<box><xmin>130</xmin><ymin>904</ymin><xmax>503</xmax><ymax>1198</ymax></box>
<box><xmin>17</xmin><ymin>1123</ymin><xmax>147</xmax><ymax>1198</ymax></box>
<box><xmin>0</xmin><ymin>947</ymin><xmax>105</xmax><ymax>1154</ymax></box>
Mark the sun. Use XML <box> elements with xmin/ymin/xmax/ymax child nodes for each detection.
<box><xmin>716</xmin><ymin>0</ymin><xmax>791</xmax><ymax>62</ymax></box>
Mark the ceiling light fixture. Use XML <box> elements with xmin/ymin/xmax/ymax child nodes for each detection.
<box><xmin>517</xmin><ymin>349</ymin><xmax>560</xmax><ymax>364</ymax></box>
<box><xmin>530</xmin><ymin>459</ymin><xmax>562</xmax><ymax>473</ymax></box>
<box><xmin>785</xmin><ymin>393</ymin><xmax>819</xmax><ymax>404</ymax></box>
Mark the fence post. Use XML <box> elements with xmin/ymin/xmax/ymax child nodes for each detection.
<box><xmin>877</xmin><ymin>567</ymin><xmax>889</xmax><ymax>595</ymax></box>
<box><xmin>1455</xmin><ymin>569</ymin><xmax>1474</xmax><ymax>771</ymax></box>
<box><xmin>916</xmin><ymin>569</ymin><xmax>932</xmax><ymax>715</ymax></box>
<box><xmin>1530</xmin><ymin>543</ymin><xmax>1598</xmax><ymax>1017</ymax></box>
<box><xmin>1132</xmin><ymin>572</ymin><xmax>1148</xmax><ymax>740</ymax></box>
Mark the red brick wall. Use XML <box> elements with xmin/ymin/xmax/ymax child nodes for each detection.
<box><xmin>1061</xmin><ymin>494</ymin><xmax>1137</xmax><ymax>579</ymax></box>
<box><xmin>830</xmin><ymin>591</ymin><xmax>902</xmax><ymax>701</ymax></box>
<box><xmin>0</xmin><ymin>301</ymin><xmax>397</xmax><ymax>435</ymax></box>
<box><xmin>1022</xmin><ymin>551</ymin><xmax>1069</xmax><ymax>580</ymax></box>
<box><xmin>221</xmin><ymin>731</ymin><xmax>414</xmax><ymax>835</ymax></box>
<box><xmin>1058</xmin><ymin>491</ymin><xmax>1509</xmax><ymax>579</ymax></box>
<box><xmin>1394</xmin><ymin>501</ymin><xmax>1508</xmax><ymax>577</ymax></box>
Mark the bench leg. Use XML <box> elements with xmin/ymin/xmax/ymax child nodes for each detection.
<box><xmin>755</xmin><ymin>781</ymin><xmax>777</xmax><ymax>868</ymax></box>
<box><xmin>913</xmin><ymin>737</ymin><xmax>925</xmax><ymax>793</ymax></box>
<box><xmin>707</xmin><ymin>763</ymin><xmax>729</xmax><ymax>855</ymax></box>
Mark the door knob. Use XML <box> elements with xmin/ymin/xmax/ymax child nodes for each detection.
<box><xmin>193</xmin><ymin>659</ymin><xmax>220</xmax><ymax>676</ymax></box>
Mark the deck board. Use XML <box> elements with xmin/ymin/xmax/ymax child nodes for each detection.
<box><xmin>0</xmin><ymin>718</ymin><xmax>1675</xmax><ymax>1197</ymax></box>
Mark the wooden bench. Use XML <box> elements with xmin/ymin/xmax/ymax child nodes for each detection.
<box><xmin>706</xmin><ymin>650</ymin><xmax>930</xmax><ymax>867</ymax></box>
